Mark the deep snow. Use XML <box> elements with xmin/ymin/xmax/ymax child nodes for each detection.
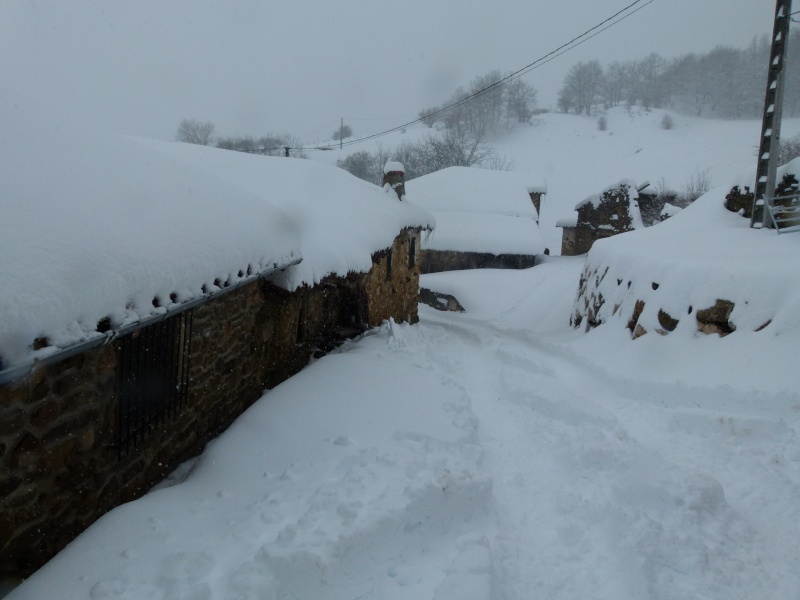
<box><xmin>7</xmin><ymin>257</ymin><xmax>799</xmax><ymax>599</ymax></box>
<box><xmin>0</xmin><ymin>90</ymin><xmax>433</xmax><ymax>368</ymax></box>
<box><xmin>4</xmin><ymin>95</ymin><xmax>800</xmax><ymax>599</ymax></box>
<box><xmin>405</xmin><ymin>167</ymin><xmax>547</xmax><ymax>256</ymax></box>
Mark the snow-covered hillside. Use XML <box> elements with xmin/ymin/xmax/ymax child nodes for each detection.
<box><xmin>8</xmin><ymin>256</ymin><xmax>799</xmax><ymax>599</ymax></box>
<box><xmin>316</xmin><ymin>106</ymin><xmax>800</xmax><ymax>252</ymax></box>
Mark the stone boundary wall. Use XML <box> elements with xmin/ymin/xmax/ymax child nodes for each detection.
<box><xmin>420</xmin><ymin>249</ymin><xmax>537</xmax><ymax>274</ymax></box>
<box><xmin>0</xmin><ymin>230</ymin><xmax>420</xmax><ymax>576</ymax></box>
<box><xmin>365</xmin><ymin>230</ymin><xmax>421</xmax><ymax>325</ymax></box>
<box><xmin>571</xmin><ymin>264</ymin><xmax>768</xmax><ymax>338</ymax></box>
<box><xmin>560</xmin><ymin>225</ymin><xmax>596</xmax><ymax>256</ymax></box>
<box><xmin>560</xmin><ymin>183</ymin><xmax>638</xmax><ymax>256</ymax></box>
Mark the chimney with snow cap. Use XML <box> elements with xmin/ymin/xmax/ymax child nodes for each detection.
<box><xmin>382</xmin><ymin>161</ymin><xmax>405</xmax><ymax>200</ymax></box>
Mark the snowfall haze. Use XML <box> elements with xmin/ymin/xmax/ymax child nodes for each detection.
<box><xmin>0</xmin><ymin>0</ymin><xmax>771</xmax><ymax>141</ymax></box>
<box><xmin>2</xmin><ymin>1</ymin><xmax>800</xmax><ymax>599</ymax></box>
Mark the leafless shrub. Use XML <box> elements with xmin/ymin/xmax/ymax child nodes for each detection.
<box><xmin>338</xmin><ymin>130</ymin><xmax>510</xmax><ymax>183</ymax></box>
<box><xmin>778</xmin><ymin>134</ymin><xmax>800</xmax><ymax>165</ymax></box>
<box><xmin>175</xmin><ymin>118</ymin><xmax>215</xmax><ymax>145</ymax></box>
<box><xmin>679</xmin><ymin>167</ymin><xmax>712</xmax><ymax>205</ymax></box>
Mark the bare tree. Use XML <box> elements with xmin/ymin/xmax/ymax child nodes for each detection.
<box><xmin>439</xmin><ymin>71</ymin><xmax>507</xmax><ymax>136</ymax></box>
<box><xmin>337</xmin><ymin>129</ymin><xmax>510</xmax><ymax>183</ymax></box>
<box><xmin>778</xmin><ymin>134</ymin><xmax>800</xmax><ymax>165</ymax></box>
<box><xmin>602</xmin><ymin>61</ymin><xmax>627</xmax><ymax>108</ymax></box>
<box><xmin>680</xmin><ymin>167</ymin><xmax>712</xmax><ymax>205</ymax></box>
<box><xmin>418</xmin><ymin>106</ymin><xmax>441</xmax><ymax>128</ymax></box>
<box><xmin>175</xmin><ymin>118</ymin><xmax>215</xmax><ymax>145</ymax></box>
<box><xmin>559</xmin><ymin>61</ymin><xmax>604</xmax><ymax>115</ymax></box>
<box><xmin>337</xmin><ymin>151</ymin><xmax>376</xmax><ymax>182</ymax></box>
<box><xmin>505</xmin><ymin>79</ymin><xmax>537</xmax><ymax>125</ymax></box>
<box><xmin>636</xmin><ymin>53</ymin><xmax>668</xmax><ymax>108</ymax></box>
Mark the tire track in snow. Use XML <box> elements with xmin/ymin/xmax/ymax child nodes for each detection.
<box><xmin>416</xmin><ymin>311</ymin><xmax>795</xmax><ymax>599</ymax></box>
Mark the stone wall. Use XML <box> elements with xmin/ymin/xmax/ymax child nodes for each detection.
<box><xmin>560</xmin><ymin>226</ymin><xmax>595</xmax><ymax>256</ymax></box>
<box><xmin>0</xmin><ymin>347</ymin><xmax>117</xmax><ymax>575</ymax></box>
<box><xmin>364</xmin><ymin>229</ymin><xmax>421</xmax><ymax>325</ymax></box>
<box><xmin>561</xmin><ymin>182</ymin><xmax>638</xmax><ymax>256</ymax></box>
<box><xmin>420</xmin><ymin>249</ymin><xmax>537</xmax><ymax>274</ymax></box>
<box><xmin>0</xmin><ymin>231</ymin><xmax>420</xmax><ymax>577</ymax></box>
<box><xmin>571</xmin><ymin>264</ymin><xmax>767</xmax><ymax>339</ymax></box>
<box><xmin>724</xmin><ymin>185</ymin><xmax>754</xmax><ymax>219</ymax></box>
<box><xmin>726</xmin><ymin>174</ymin><xmax>800</xmax><ymax>229</ymax></box>
<box><xmin>529</xmin><ymin>192</ymin><xmax>543</xmax><ymax>220</ymax></box>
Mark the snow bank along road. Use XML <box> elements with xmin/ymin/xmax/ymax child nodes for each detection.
<box><xmin>8</xmin><ymin>267</ymin><xmax>800</xmax><ymax>600</ymax></box>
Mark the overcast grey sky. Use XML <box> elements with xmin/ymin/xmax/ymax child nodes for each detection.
<box><xmin>0</xmin><ymin>0</ymin><xmax>775</xmax><ymax>144</ymax></box>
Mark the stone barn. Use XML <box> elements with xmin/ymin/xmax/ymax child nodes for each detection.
<box><xmin>404</xmin><ymin>166</ymin><xmax>547</xmax><ymax>273</ymax></box>
<box><xmin>0</xmin><ymin>110</ymin><xmax>434</xmax><ymax>578</ymax></box>
<box><xmin>558</xmin><ymin>180</ymin><xmax>645</xmax><ymax>256</ymax></box>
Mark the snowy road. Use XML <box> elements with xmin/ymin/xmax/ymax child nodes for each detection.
<box><xmin>8</xmin><ymin>265</ymin><xmax>800</xmax><ymax>600</ymax></box>
<box><xmin>413</xmin><ymin>306</ymin><xmax>800</xmax><ymax>599</ymax></box>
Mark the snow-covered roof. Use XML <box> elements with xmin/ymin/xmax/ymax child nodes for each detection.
<box><xmin>0</xmin><ymin>92</ymin><xmax>434</xmax><ymax>366</ymax></box>
<box><xmin>526</xmin><ymin>175</ymin><xmax>548</xmax><ymax>195</ymax></box>
<box><xmin>383</xmin><ymin>161</ymin><xmax>405</xmax><ymax>174</ymax></box>
<box><xmin>556</xmin><ymin>213</ymin><xmax>579</xmax><ymax>228</ymax></box>
<box><xmin>407</xmin><ymin>166</ymin><xmax>543</xmax><ymax>218</ymax></box>
<box><xmin>422</xmin><ymin>213</ymin><xmax>544</xmax><ymax>255</ymax></box>
<box><xmin>575</xmin><ymin>179</ymin><xmax>641</xmax><ymax>210</ymax></box>
<box><xmin>405</xmin><ymin>166</ymin><xmax>546</xmax><ymax>255</ymax></box>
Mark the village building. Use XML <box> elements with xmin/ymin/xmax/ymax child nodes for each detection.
<box><xmin>404</xmin><ymin>166</ymin><xmax>547</xmax><ymax>273</ymax></box>
<box><xmin>557</xmin><ymin>180</ymin><xmax>646</xmax><ymax>256</ymax></box>
<box><xmin>0</xmin><ymin>102</ymin><xmax>434</xmax><ymax>576</ymax></box>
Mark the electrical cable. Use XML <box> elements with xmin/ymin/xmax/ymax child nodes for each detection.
<box><xmin>296</xmin><ymin>0</ymin><xmax>657</xmax><ymax>152</ymax></box>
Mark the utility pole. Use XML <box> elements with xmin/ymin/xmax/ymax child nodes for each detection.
<box><xmin>752</xmin><ymin>0</ymin><xmax>793</xmax><ymax>228</ymax></box>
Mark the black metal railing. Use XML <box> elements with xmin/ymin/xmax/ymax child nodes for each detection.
<box><xmin>116</xmin><ymin>310</ymin><xmax>193</xmax><ymax>457</ymax></box>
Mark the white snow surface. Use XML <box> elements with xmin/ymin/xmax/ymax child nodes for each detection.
<box><xmin>406</xmin><ymin>167</ymin><xmax>541</xmax><ymax>218</ymax></box>
<box><xmin>0</xmin><ymin>91</ymin><xmax>433</xmax><ymax>365</ymax></box>
<box><xmin>576</xmin><ymin>186</ymin><xmax>800</xmax><ymax>336</ymax></box>
<box><xmin>575</xmin><ymin>178</ymin><xmax>640</xmax><ymax>210</ymax></box>
<box><xmin>5</xmin><ymin>101</ymin><xmax>800</xmax><ymax>600</ymax></box>
<box><xmin>660</xmin><ymin>202</ymin><xmax>682</xmax><ymax>218</ymax></box>
<box><xmin>8</xmin><ymin>254</ymin><xmax>800</xmax><ymax>600</ymax></box>
<box><xmin>384</xmin><ymin>161</ymin><xmax>405</xmax><ymax>174</ymax></box>
<box><xmin>405</xmin><ymin>167</ymin><xmax>546</xmax><ymax>255</ymax></box>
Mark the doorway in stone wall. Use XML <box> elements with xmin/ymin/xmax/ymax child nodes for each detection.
<box><xmin>115</xmin><ymin>310</ymin><xmax>193</xmax><ymax>458</ymax></box>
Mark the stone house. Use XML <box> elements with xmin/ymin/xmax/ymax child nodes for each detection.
<box><xmin>404</xmin><ymin>166</ymin><xmax>547</xmax><ymax>273</ymax></box>
<box><xmin>0</xmin><ymin>124</ymin><xmax>433</xmax><ymax>577</ymax></box>
<box><xmin>558</xmin><ymin>180</ymin><xmax>645</xmax><ymax>256</ymax></box>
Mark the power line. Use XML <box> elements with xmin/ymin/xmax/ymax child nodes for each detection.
<box><xmin>298</xmin><ymin>0</ymin><xmax>656</xmax><ymax>152</ymax></box>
